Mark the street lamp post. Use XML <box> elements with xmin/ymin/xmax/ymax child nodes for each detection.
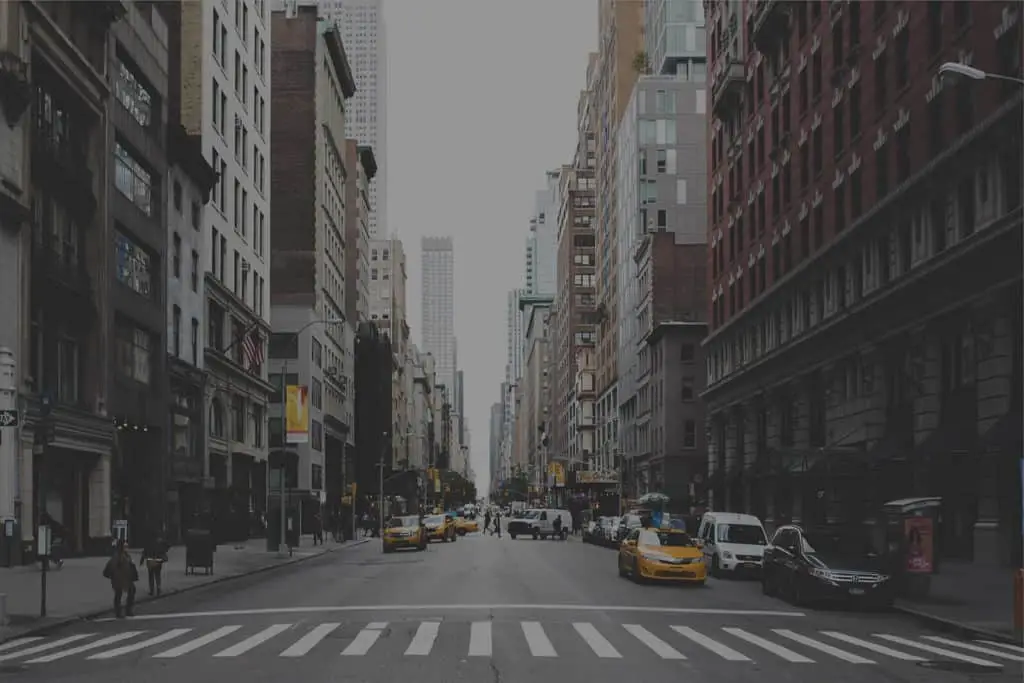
<box><xmin>939</xmin><ymin>62</ymin><xmax>1024</xmax><ymax>85</ymax></box>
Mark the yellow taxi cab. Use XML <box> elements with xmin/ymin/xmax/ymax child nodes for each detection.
<box><xmin>618</xmin><ymin>525</ymin><xmax>706</xmax><ymax>585</ymax></box>
<box><xmin>423</xmin><ymin>513</ymin><xmax>457</xmax><ymax>543</ymax></box>
<box><xmin>453</xmin><ymin>513</ymin><xmax>479</xmax><ymax>536</ymax></box>
<box><xmin>383</xmin><ymin>515</ymin><xmax>428</xmax><ymax>553</ymax></box>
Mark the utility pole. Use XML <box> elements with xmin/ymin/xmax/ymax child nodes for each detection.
<box><xmin>278</xmin><ymin>354</ymin><xmax>289</xmax><ymax>558</ymax></box>
<box><xmin>0</xmin><ymin>347</ymin><xmax>19</xmax><ymax>569</ymax></box>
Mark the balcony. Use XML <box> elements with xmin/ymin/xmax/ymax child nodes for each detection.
<box><xmin>750</xmin><ymin>0</ymin><xmax>792</xmax><ymax>52</ymax></box>
<box><xmin>711</xmin><ymin>59</ymin><xmax>746</xmax><ymax>117</ymax></box>
<box><xmin>31</xmin><ymin>130</ymin><xmax>96</xmax><ymax>215</ymax></box>
<box><xmin>31</xmin><ymin>237</ymin><xmax>95</xmax><ymax>323</ymax></box>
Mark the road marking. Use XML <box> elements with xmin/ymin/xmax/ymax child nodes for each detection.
<box><xmin>521</xmin><ymin>621</ymin><xmax>557</xmax><ymax>657</ymax></box>
<box><xmin>573</xmin><ymin>622</ymin><xmax>621</xmax><ymax>658</ymax></box>
<box><xmin>0</xmin><ymin>634</ymin><xmax>94</xmax><ymax>662</ymax></box>
<box><xmin>671</xmin><ymin>625</ymin><xmax>750</xmax><ymax>661</ymax></box>
<box><xmin>622</xmin><ymin>624</ymin><xmax>686</xmax><ymax>659</ymax></box>
<box><xmin>100</xmin><ymin>603</ymin><xmax>805</xmax><ymax>622</ymax></box>
<box><xmin>88</xmin><ymin>629</ymin><xmax>192</xmax><ymax>660</ymax></box>
<box><xmin>153</xmin><ymin>625</ymin><xmax>242</xmax><ymax>658</ymax></box>
<box><xmin>723</xmin><ymin>627</ymin><xmax>814</xmax><ymax>663</ymax></box>
<box><xmin>25</xmin><ymin>632</ymin><xmax>144</xmax><ymax>663</ymax></box>
<box><xmin>280</xmin><ymin>623</ymin><xmax>340</xmax><ymax>657</ymax></box>
<box><xmin>921</xmin><ymin>636</ymin><xmax>1024</xmax><ymax>662</ymax></box>
<box><xmin>468</xmin><ymin>621</ymin><xmax>492</xmax><ymax>657</ymax></box>
<box><xmin>213</xmin><ymin>624</ymin><xmax>291</xmax><ymax>657</ymax></box>
<box><xmin>873</xmin><ymin>634</ymin><xmax>1002</xmax><ymax>668</ymax></box>
<box><xmin>405</xmin><ymin>622</ymin><xmax>440</xmax><ymax>656</ymax></box>
<box><xmin>820</xmin><ymin>631</ymin><xmax>925</xmax><ymax>661</ymax></box>
<box><xmin>341</xmin><ymin>622</ymin><xmax>387</xmax><ymax>656</ymax></box>
<box><xmin>772</xmin><ymin>629</ymin><xmax>874</xmax><ymax>663</ymax></box>
<box><xmin>0</xmin><ymin>637</ymin><xmax>42</xmax><ymax>654</ymax></box>
<box><xmin>980</xmin><ymin>640</ymin><xmax>1024</xmax><ymax>654</ymax></box>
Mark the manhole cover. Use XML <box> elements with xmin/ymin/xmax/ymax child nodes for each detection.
<box><xmin>917</xmin><ymin>660</ymin><xmax>1003</xmax><ymax>674</ymax></box>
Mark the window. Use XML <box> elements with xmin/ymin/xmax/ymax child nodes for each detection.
<box><xmin>676</xmin><ymin>178</ymin><xmax>688</xmax><ymax>204</ymax></box>
<box><xmin>683</xmin><ymin>420</ymin><xmax>696</xmax><ymax>448</ymax></box>
<box><xmin>895</xmin><ymin>29</ymin><xmax>909</xmax><ymax>89</ymax></box>
<box><xmin>680</xmin><ymin>343</ymin><xmax>695</xmax><ymax>362</ymax></box>
<box><xmin>115</xmin><ymin>319</ymin><xmax>151</xmax><ymax>384</ymax></box>
<box><xmin>172</xmin><ymin>232</ymin><xmax>181</xmax><ymax>277</ymax></box>
<box><xmin>114</xmin><ymin>142</ymin><xmax>153</xmax><ymax>215</ymax></box>
<box><xmin>173</xmin><ymin>181</ymin><xmax>182</xmax><ymax>212</ymax></box>
<box><xmin>191</xmin><ymin>250</ymin><xmax>199</xmax><ymax>291</ymax></box>
<box><xmin>681</xmin><ymin>378</ymin><xmax>695</xmax><ymax>401</ymax></box>
<box><xmin>191</xmin><ymin>317</ymin><xmax>199</xmax><ymax>364</ymax></box>
<box><xmin>311</xmin><ymin>377</ymin><xmax>322</xmax><ymax>410</ymax></box>
<box><xmin>56</xmin><ymin>335</ymin><xmax>79</xmax><ymax>404</ymax></box>
<box><xmin>114</xmin><ymin>230</ymin><xmax>152</xmax><ymax>297</ymax></box>
<box><xmin>114</xmin><ymin>59</ymin><xmax>153</xmax><ymax>127</ymax></box>
<box><xmin>172</xmin><ymin>305</ymin><xmax>181</xmax><ymax>356</ymax></box>
<box><xmin>232</xmin><ymin>395</ymin><xmax>245</xmax><ymax>442</ymax></box>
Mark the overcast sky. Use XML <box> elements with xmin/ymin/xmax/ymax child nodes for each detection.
<box><xmin>384</xmin><ymin>0</ymin><xmax>598</xmax><ymax>493</ymax></box>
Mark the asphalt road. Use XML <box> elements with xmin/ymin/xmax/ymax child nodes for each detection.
<box><xmin>1</xmin><ymin>530</ymin><xmax>1020</xmax><ymax>683</ymax></box>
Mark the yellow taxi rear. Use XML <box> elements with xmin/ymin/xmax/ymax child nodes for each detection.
<box><xmin>454</xmin><ymin>515</ymin><xmax>479</xmax><ymax>536</ymax></box>
<box><xmin>619</xmin><ymin>527</ymin><xmax>706</xmax><ymax>584</ymax></box>
<box><xmin>383</xmin><ymin>515</ymin><xmax>428</xmax><ymax>553</ymax></box>
<box><xmin>423</xmin><ymin>514</ymin><xmax>454</xmax><ymax>542</ymax></box>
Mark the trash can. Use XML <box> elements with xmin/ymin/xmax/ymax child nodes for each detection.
<box><xmin>882</xmin><ymin>497</ymin><xmax>942</xmax><ymax>600</ymax></box>
<box><xmin>185</xmin><ymin>528</ymin><xmax>215</xmax><ymax>575</ymax></box>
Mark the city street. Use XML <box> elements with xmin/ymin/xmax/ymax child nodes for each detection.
<box><xmin>0</xmin><ymin>531</ymin><xmax>1020</xmax><ymax>683</ymax></box>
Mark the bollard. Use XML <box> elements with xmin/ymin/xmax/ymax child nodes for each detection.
<box><xmin>1014</xmin><ymin>569</ymin><xmax>1024</xmax><ymax>631</ymax></box>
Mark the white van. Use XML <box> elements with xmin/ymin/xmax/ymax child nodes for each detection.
<box><xmin>696</xmin><ymin>512</ymin><xmax>768</xmax><ymax>577</ymax></box>
<box><xmin>507</xmin><ymin>509</ymin><xmax>572</xmax><ymax>540</ymax></box>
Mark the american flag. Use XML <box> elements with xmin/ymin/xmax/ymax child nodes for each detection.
<box><xmin>242</xmin><ymin>330</ymin><xmax>264</xmax><ymax>372</ymax></box>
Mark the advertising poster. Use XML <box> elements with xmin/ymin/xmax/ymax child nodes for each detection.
<box><xmin>286</xmin><ymin>385</ymin><xmax>309</xmax><ymax>444</ymax></box>
<box><xmin>904</xmin><ymin>516</ymin><xmax>934</xmax><ymax>573</ymax></box>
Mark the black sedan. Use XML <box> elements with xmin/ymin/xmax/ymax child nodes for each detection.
<box><xmin>762</xmin><ymin>525</ymin><xmax>895</xmax><ymax>609</ymax></box>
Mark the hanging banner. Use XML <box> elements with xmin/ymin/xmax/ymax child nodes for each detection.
<box><xmin>286</xmin><ymin>385</ymin><xmax>309</xmax><ymax>443</ymax></box>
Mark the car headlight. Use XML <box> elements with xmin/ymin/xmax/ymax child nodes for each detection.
<box><xmin>877</xmin><ymin>574</ymin><xmax>891</xmax><ymax>582</ymax></box>
<box><xmin>722</xmin><ymin>551</ymin><xmax>734</xmax><ymax>559</ymax></box>
<box><xmin>641</xmin><ymin>552</ymin><xmax>676</xmax><ymax>563</ymax></box>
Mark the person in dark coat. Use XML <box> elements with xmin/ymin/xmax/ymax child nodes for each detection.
<box><xmin>104</xmin><ymin>539</ymin><xmax>138</xmax><ymax>618</ymax></box>
<box><xmin>140</xmin><ymin>535</ymin><xmax>169</xmax><ymax>596</ymax></box>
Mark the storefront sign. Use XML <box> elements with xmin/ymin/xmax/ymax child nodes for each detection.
<box><xmin>285</xmin><ymin>385</ymin><xmax>309</xmax><ymax>444</ymax></box>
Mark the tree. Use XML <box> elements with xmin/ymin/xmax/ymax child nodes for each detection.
<box><xmin>632</xmin><ymin>50</ymin><xmax>651</xmax><ymax>75</ymax></box>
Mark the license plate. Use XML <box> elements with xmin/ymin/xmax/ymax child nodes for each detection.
<box><xmin>742</xmin><ymin>563</ymin><xmax>759</xmax><ymax>569</ymax></box>
<box><xmin>849</xmin><ymin>588</ymin><xmax>865</xmax><ymax>595</ymax></box>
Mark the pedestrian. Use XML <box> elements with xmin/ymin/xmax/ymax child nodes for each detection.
<box><xmin>140</xmin><ymin>534</ymin><xmax>169</xmax><ymax>596</ymax></box>
<box><xmin>312</xmin><ymin>512</ymin><xmax>324</xmax><ymax>545</ymax></box>
<box><xmin>104</xmin><ymin>539</ymin><xmax>138</xmax><ymax>618</ymax></box>
<box><xmin>484</xmin><ymin>509</ymin><xmax>492</xmax><ymax>536</ymax></box>
<box><xmin>493</xmin><ymin>510</ymin><xmax>502</xmax><ymax>538</ymax></box>
<box><xmin>552</xmin><ymin>514</ymin><xmax>563</xmax><ymax>540</ymax></box>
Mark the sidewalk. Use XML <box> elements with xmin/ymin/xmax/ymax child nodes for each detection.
<box><xmin>893</xmin><ymin>560</ymin><xmax>1021</xmax><ymax>644</ymax></box>
<box><xmin>0</xmin><ymin>534</ymin><xmax>368</xmax><ymax>644</ymax></box>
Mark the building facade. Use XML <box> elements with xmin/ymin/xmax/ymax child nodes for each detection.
<box><xmin>616</xmin><ymin>76</ymin><xmax>709</xmax><ymax>502</ymax></box>
<box><xmin>343</xmin><ymin>141</ymin><xmax>375</xmax><ymax>324</ymax></box>
<box><xmin>704</xmin><ymin>0</ymin><xmax>1021</xmax><ymax>566</ymax></box>
<box><xmin>269</xmin><ymin>6</ymin><xmax>355</xmax><ymax>515</ymax></box>
<box><xmin>322</xmin><ymin>0</ymin><xmax>386</xmax><ymax>237</ymax></box>
<box><xmin>526</xmin><ymin>171</ymin><xmax>560</xmax><ymax>297</ymax></box>
<box><xmin>421</xmin><ymin>236</ymin><xmax>456</xmax><ymax>393</ymax></box>
<box><xmin>645</xmin><ymin>0</ymin><xmax>708</xmax><ymax>78</ymax></box>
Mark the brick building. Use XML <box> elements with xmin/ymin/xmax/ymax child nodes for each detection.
<box><xmin>703</xmin><ymin>0</ymin><xmax>1021</xmax><ymax>566</ymax></box>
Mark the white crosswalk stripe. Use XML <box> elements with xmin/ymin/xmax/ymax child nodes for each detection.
<box><xmin>723</xmin><ymin>627</ymin><xmax>814</xmax><ymax>663</ymax></box>
<box><xmin>341</xmin><ymin>622</ymin><xmax>387</xmax><ymax>656</ymax></box>
<box><xmin>154</xmin><ymin>625</ymin><xmax>243</xmax><ymax>658</ymax></box>
<box><xmin>873</xmin><ymin>634</ymin><xmax>1004</xmax><ymax>668</ymax></box>
<box><xmin>981</xmin><ymin>639</ymin><xmax>1024</xmax><ymax>654</ymax></box>
<box><xmin>0</xmin><ymin>620</ymin><xmax>1015</xmax><ymax>668</ymax></box>
<box><xmin>214</xmin><ymin>624</ymin><xmax>291</xmax><ymax>657</ymax></box>
<box><xmin>921</xmin><ymin>636</ymin><xmax>1024</xmax><ymax>662</ymax></box>
<box><xmin>88</xmin><ymin>629</ymin><xmax>192</xmax><ymax>660</ymax></box>
<box><xmin>671</xmin><ymin>625</ymin><xmax>751</xmax><ymax>661</ymax></box>
<box><xmin>573</xmin><ymin>622</ymin><xmax>621</xmax><ymax>658</ymax></box>
<box><xmin>468</xmin><ymin>621</ymin><xmax>492</xmax><ymax>657</ymax></box>
<box><xmin>622</xmin><ymin>624</ymin><xmax>686</xmax><ymax>659</ymax></box>
<box><xmin>280</xmin><ymin>623</ymin><xmax>340</xmax><ymax>657</ymax></box>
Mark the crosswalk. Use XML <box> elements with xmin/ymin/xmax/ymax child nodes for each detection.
<box><xmin>0</xmin><ymin>621</ymin><xmax>1020</xmax><ymax>667</ymax></box>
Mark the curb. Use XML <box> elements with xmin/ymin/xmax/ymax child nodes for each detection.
<box><xmin>0</xmin><ymin>538</ymin><xmax>370</xmax><ymax>645</ymax></box>
<box><xmin>892</xmin><ymin>604</ymin><xmax>1022</xmax><ymax>645</ymax></box>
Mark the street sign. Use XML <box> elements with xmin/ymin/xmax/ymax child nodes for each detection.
<box><xmin>0</xmin><ymin>410</ymin><xmax>18</xmax><ymax>427</ymax></box>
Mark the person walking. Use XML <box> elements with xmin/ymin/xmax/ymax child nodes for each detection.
<box><xmin>493</xmin><ymin>510</ymin><xmax>502</xmax><ymax>538</ymax></box>
<box><xmin>483</xmin><ymin>509</ymin><xmax>492</xmax><ymax>537</ymax></box>
<box><xmin>104</xmin><ymin>539</ymin><xmax>138</xmax><ymax>618</ymax></box>
<box><xmin>140</xmin><ymin>534</ymin><xmax>169</xmax><ymax>596</ymax></box>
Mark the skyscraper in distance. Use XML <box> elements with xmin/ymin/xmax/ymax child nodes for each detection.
<box><xmin>320</xmin><ymin>0</ymin><xmax>387</xmax><ymax>237</ymax></box>
<box><xmin>421</xmin><ymin>237</ymin><xmax>456</xmax><ymax>394</ymax></box>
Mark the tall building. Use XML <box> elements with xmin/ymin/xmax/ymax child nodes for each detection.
<box><xmin>269</xmin><ymin>5</ymin><xmax>355</xmax><ymax>519</ymax></box>
<box><xmin>645</xmin><ymin>0</ymin><xmax>707</xmax><ymax>78</ymax></box>
<box><xmin>552</xmin><ymin>52</ymin><xmax>598</xmax><ymax>472</ymax></box>
<box><xmin>170</xmin><ymin>0</ymin><xmax>272</xmax><ymax>539</ymax></box>
<box><xmin>505</xmin><ymin>288</ymin><xmax>525</xmax><ymax>384</ymax></box>
<box><xmin>489</xmin><ymin>400</ymin><xmax>504</xmax><ymax>490</ymax></box>
<box><xmin>343</xmin><ymin>142</ymin><xmax>376</xmax><ymax>324</ymax></box>
<box><xmin>593</xmin><ymin>0</ymin><xmax>644</xmax><ymax>474</ymax></box>
<box><xmin>421</xmin><ymin>236</ymin><xmax>456</xmax><ymax>393</ymax></box>
<box><xmin>525</xmin><ymin>171</ymin><xmax>560</xmax><ymax>297</ymax></box>
<box><xmin>704</xmin><ymin>0</ymin><xmax>1021</xmax><ymax>566</ymax></box>
<box><xmin>616</xmin><ymin>76</ymin><xmax>708</xmax><ymax>504</ymax></box>
<box><xmin>322</xmin><ymin>0</ymin><xmax>387</xmax><ymax>237</ymax></box>
<box><xmin>368</xmin><ymin>237</ymin><xmax>410</xmax><ymax>467</ymax></box>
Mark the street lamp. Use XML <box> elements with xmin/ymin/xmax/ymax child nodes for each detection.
<box><xmin>276</xmin><ymin>316</ymin><xmax>344</xmax><ymax>557</ymax></box>
<box><xmin>939</xmin><ymin>62</ymin><xmax>1024</xmax><ymax>85</ymax></box>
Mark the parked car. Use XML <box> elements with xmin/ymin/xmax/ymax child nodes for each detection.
<box><xmin>762</xmin><ymin>525</ymin><xmax>895</xmax><ymax>609</ymax></box>
<box><xmin>696</xmin><ymin>511</ymin><xmax>768</xmax><ymax>577</ymax></box>
<box><xmin>507</xmin><ymin>509</ymin><xmax>571</xmax><ymax>539</ymax></box>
